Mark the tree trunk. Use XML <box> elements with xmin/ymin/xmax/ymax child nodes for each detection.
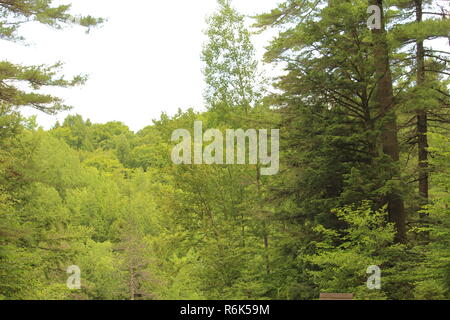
<box><xmin>370</xmin><ymin>0</ymin><xmax>407</xmax><ymax>243</ymax></box>
<box><xmin>415</xmin><ymin>0</ymin><xmax>429</xmax><ymax>206</ymax></box>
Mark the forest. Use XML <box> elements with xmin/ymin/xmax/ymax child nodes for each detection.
<box><xmin>0</xmin><ymin>0</ymin><xmax>449</xmax><ymax>300</ymax></box>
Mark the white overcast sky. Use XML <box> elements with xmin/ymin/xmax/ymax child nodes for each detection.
<box><xmin>2</xmin><ymin>0</ymin><xmax>448</xmax><ymax>131</ymax></box>
<box><xmin>1</xmin><ymin>0</ymin><xmax>279</xmax><ymax>131</ymax></box>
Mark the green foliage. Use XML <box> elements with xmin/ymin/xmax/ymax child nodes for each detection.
<box><xmin>0</xmin><ymin>0</ymin><xmax>449</xmax><ymax>301</ymax></box>
<box><xmin>410</xmin><ymin>132</ymin><xmax>450</xmax><ymax>300</ymax></box>
<box><xmin>0</xmin><ymin>1</ymin><xmax>103</xmax><ymax>113</ymax></box>
<box><xmin>304</xmin><ymin>202</ymin><xmax>404</xmax><ymax>299</ymax></box>
<box><xmin>202</xmin><ymin>0</ymin><xmax>262</xmax><ymax>116</ymax></box>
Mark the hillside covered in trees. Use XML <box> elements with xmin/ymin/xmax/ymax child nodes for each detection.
<box><xmin>0</xmin><ymin>0</ymin><xmax>449</xmax><ymax>300</ymax></box>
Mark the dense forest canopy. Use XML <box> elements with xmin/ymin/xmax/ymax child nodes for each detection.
<box><xmin>0</xmin><ymin>0</ymin><xmax>449</xmax><ymax>300</ymax></box>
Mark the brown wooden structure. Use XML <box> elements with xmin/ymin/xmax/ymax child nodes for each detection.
<box><xmin>319</xmin><ymin>293</ymin><xmax>354</xmax><ymax>300</ymax></box>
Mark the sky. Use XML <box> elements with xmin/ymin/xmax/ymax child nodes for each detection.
<box><xmin>1</xmin><ymin>0</ymin><xmax>279</xmax><ymax>132</ymax></box>
<box><xmin>2</xmin><ymin>0</ymin><xmax>448</xmax><ymax>132</ymax></box>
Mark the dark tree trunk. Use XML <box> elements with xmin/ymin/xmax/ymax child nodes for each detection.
<box><xmin>415</xmin><ymin>0</ymin><xmax>429</xmax><ymax>206</ymax></box>
<box><xmin>370</xmin><ymin>0</ymin><xmax>407</xmax><ymax>243</ymax></box>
